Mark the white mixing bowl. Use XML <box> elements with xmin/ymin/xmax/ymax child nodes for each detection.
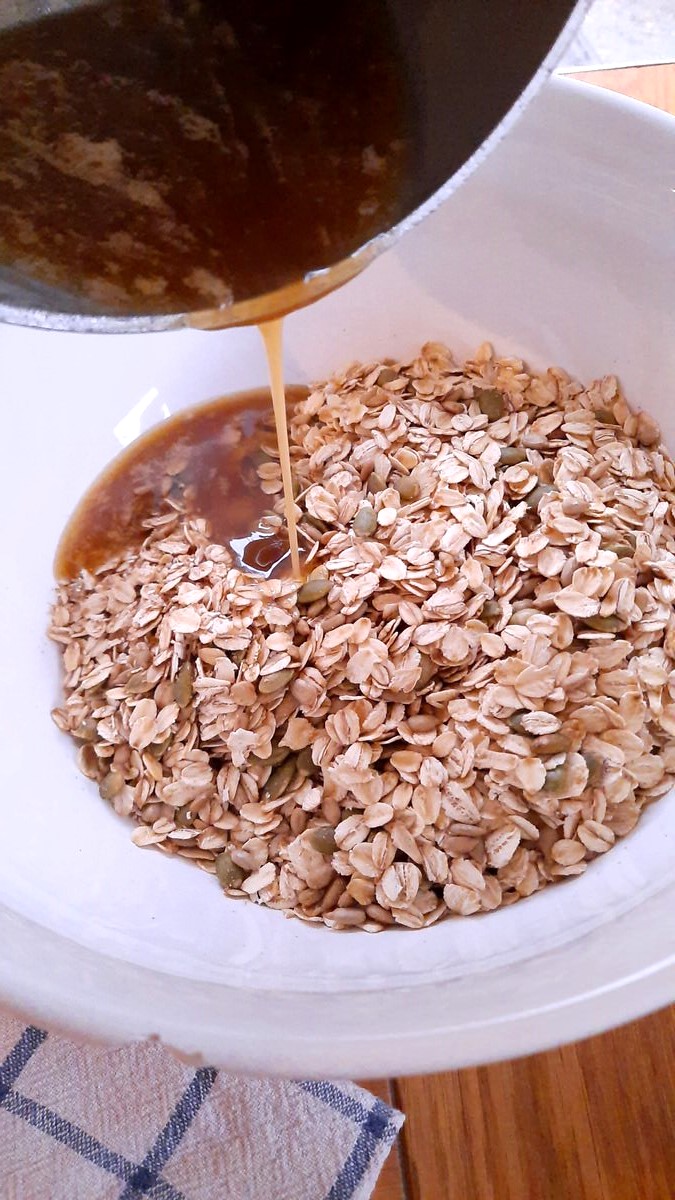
<box><xmin>1</xmin><ymin>76</ymin><xmax>674</xmax><ymax>1078</ymax></box>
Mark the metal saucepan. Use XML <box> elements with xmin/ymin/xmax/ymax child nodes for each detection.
<box><xmin>0</xmin><ymin>0</ymin><xmax>588</xmax><ymax>332</ymax></box>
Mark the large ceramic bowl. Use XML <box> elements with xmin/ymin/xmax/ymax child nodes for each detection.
<box><xmin>1</xmin><ymin>76</ymin><xmax>674</xmax><ymax>1078</ymax></box>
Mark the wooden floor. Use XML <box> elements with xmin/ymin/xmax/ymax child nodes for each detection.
<box><xmin>364</xmin><ymin>62</ymin><xmax>675</xmax><ymax>1200</ymax></box>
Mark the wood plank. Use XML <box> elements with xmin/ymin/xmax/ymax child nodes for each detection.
<box><xmin>571</xmin><ymin>63</ymin><xmax>675</xmax><ymax>116</ymax></box>
<box><xmin>362</xmin><ymin>1079</ymin><xmax>407</xmax><ymax>1200</ymax></box>
<box><xmin>397</xmin><ymin>1006</ymin><xmax>675</xmax><ymax>1200</ymax></box>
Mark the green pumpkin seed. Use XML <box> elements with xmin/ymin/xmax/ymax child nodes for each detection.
<box><xmin>308</xmin><ymin>826</ymin><xmax>337</xmax><ymax>855</ymax></box>
<box><xmin>394</xmin><ymin>476</ymin><xmax>419</xmax><ymax>502</ymax></box>
<box><xmin>251</xmin><ymin>743</ymin><xmax>290</xmax><ymax>769</ymax></box>
<box><xmin>582</xmin><ymin>614</ymin><xmax>626</xmax><ymax>633</ymax></box>
<box><xmin>259</xmin><ymin>668</ymin><xmax>295</xmax><ymax>695</ymax></box>
<box><xmin>595</xmin><ymin>407</ymin><xmax>616</xmax><ymax>424</ymax></box>
<box><xmin>481</xmin><ymin>599</ymin><xmax>502</xmax><ymax>625</ymax></box>
<box><xmin>262</xmin><ymin>758</ymin><xmax>296</xmax><ymax>803</ymax></box>
<box><xmin>172</xmin><ymin>660</ymin><xmax>195</xmax><ymax>708</ymax></box>
<box><xmin>507</xmin><ymin>710</ymin><xmax>529</xmax><ymax>734</ymax></box>
<box><xmin>174</xmin><ymin>803</ymin><xmax>197</xmax><ymax>828</ymax></box>
<box><xmin>296</xmin><ymin>746</ymin><xmax>316</xmax><ymax>776</ymax></box>
<box><xmin>376</xmin><ymin>367</ymin><xmax>398</xmax><ymax>386</ymax></box>
<box><xmin>126</xmin><ymin>671</ymin><xmax>152</xmax><ymax>695</ymax></box>
<box><xmin>477</xmin><ymin>388</ymin><xmax>504</xmax><ymax>421</ymax></box>
<box><xmin>215</xmin><ymin>850</ymin><xmax>245</xmax><ymax>889</ymax></box>
<box><xmin>305</xmin><ymin>516</ymin><xmax>327</xmax><ymax>533</ymax></box>
<box><xmin>297</xmin><ymin>578</ymin><xmax>331</xmax><ymax>604</ymax></box>
<box><xmin>525</xmin><ymin>483</ymin><xmax>555</xmax><ymax>510</ymax></box>
<box><xmin>416</xmin><ymin>654</ymin><xmax>436</xmax><ymax>688</ymax></box>
<box><xmin>533</xmin><ymin>732</ymin><xmax>570</xmax><ymax>756</ymax></box>
<box><xmin>352</xmin><ymin>505</ymin><xmax>377</xmax><ymax>537</ymax></box>
<box><xmin>499</xmin><ymin>446</ymin><xmax>528</xmax><ymax>466</ymax></box>
<box><xmin>605</xmin><ymin>543</ymin><xmax>634</xmax><ymax>559</ymax></box>
<box><xmin>367</xmin><ymin>472</ymin><xmax>386</xmax><ymax>494</ymax></box>
<box><xmin>149</xmin><ymin>735</ymin><xmax>172</xmax><ymax>758</ymax></box>
<box><xmin>99</xmin><ymin>771</ymin><xmax>124</xmax><ymax>802</ymax></box>
<box><xmin>583</xmin><ymin>752</ymin><xmax>606</xmax><ymax>787</ymax></box>
<box><xmin>542</xmin><ymin>762</ymin><xmax>567</xmax><ymax>795</ymax></box>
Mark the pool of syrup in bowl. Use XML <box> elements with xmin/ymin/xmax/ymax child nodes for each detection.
<box><xmin>55</xmin><ymin>386</ymin><xmax>308</xmax><ymax>581</ymax></box>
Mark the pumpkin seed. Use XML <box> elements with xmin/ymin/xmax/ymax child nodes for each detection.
<box><xmin>376</xmin><ymin>367</ymin><xmax>398</xmax><ymax>386</ymax></box>
<box><xmin>542</xmin><ymin>762</ymin><xmax>567</xmax><ymax>795</ymax></box>
<box><xmin>149</xmin><ymin>735</ymin><xmax>172</xmax><ymax>757</ymax></box>
<box><xmin>308</xmin><ymin>826</ymin><xmax>337</xmax><ymax>855</ymax></box>
<box><xmin>99</xmin><ymin>771</ymin><xmax>124</xmax><ymax>802</ymax></box>
<box><xmin>583</xmin><ymin>752</ymin><xmax>606</xmax><ymax>787</ymax></box>
<box><xmin>416</xmin><ymin>654</ymin><xmax>436</xmax><ymax>688</ymax></box>
<box><xmin>215</xmin><ymin>850</ymin><xmax>245</xmax><ymax>889</ymax></box>
<box><xmin>605</xmin><ymin>543</ymin><xmax>634</xmax><ymax>559</ymax></box>
<box><xmin>262</xmin><ymin>758</ymin><xmax>296</xmax><ymax>802</ymax></box>
<box><xmin>533</xmin><ymin>732</ymin><xmax>570</xmax><ymax>757</ymax></box>
<box><xmin>525</xmin><ymin>483</ymin><xmax>555</xmax><ymax>510</ymax></box>
<box><xmin>583</xmin><ymin>614</ymin><xmax>626</xmax><ymax>633</ymax></box>
<box><xmin>174</xmin><ymin>803</ymin><xmax>197</xmax><ymax>828</ymax></box>
<box><xmin>367</xmin><ymin>472</ymin><xmax>386</xmax><ymax>494</ymax></box>
<box><xmin>297</xmin><ymin>578</ymin><xmax>331</xmax><ymax>604</ymax></box>
<box><xmin>499</xmin><ymin>446</ymin><xmax>528</xmax><ymax>466</ymax></box>
<box><xmin>305</xmin><ymin>515</ymin><xmax>327</xmax><ymax>533</ymax></box>
<box><xmin>477</xmin><ymin>388</ymin><xmax>504</xmax><ymax>421</ymax></box>
<box><xmin>481</xmin><ymin>599</ymin><xmax>501</xmax><ymax>625</ymax></box>
<box><xmin>296</xmin><ymin>746</ymin><xmax>315</xmax><ymax>775</ymax></box>
<box><xmin>595</xmin><ymin>407</ymin><xmax>616</xmax><ymax>424</ymax></box>
<box><xmin>172</xmin><ymin>660</ymin><xmax>195</xmax><ymax>708</ymax></box>
<box><xmin>507</xmin><ymin>710</ymin><xmax>529</xmax><ymax>734</ymax></box>
<box><xmin>252</xmin><ymin>743</ymin><xmax>290</xmax><ymax>769</ymax></box>
<box><xmin>126</xmin><ymin>671</ymin><xmax>152</xmax><ymax>695</ymax></box>
<box><xmin>352</xmin><ymin>505</ymin><xmax>377</xmax><ymax>537</ymax></box>
<box><xmin>259</xmin><ymin>667</ymin><xmax>295</xmax><ymax>694</ymax></box>
<box><xmin>394</xmin><ymin>475</ymin><xmax>419</xmax><ymax>502</ymax></box>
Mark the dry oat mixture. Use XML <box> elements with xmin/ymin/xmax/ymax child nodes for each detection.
<box><xmin>50</xmin><ymin>342</ymin><xmax>675</xmax><ymax>930</ymax></box>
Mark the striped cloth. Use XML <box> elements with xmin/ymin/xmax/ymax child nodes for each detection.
<box><xmin>0</xmin><ymin>1014</ymin><xmax>402</xmax><ymax>1200</ymax></box>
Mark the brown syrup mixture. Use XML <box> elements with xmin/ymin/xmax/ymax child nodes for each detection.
<box><xmin>55</xmin><ymin>385</ymin><xmax>308</xmax><ymax>582</ymax></box>
<box><xmin>0</xmin><ymin>0</ymin><xmax>411</xmax><ymax>315</ymax></box>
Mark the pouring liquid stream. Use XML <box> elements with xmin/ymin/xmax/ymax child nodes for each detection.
<box><xmin>258</xmin><ymin>318</ymin><xmax>302</xmax><ymax>580</ymax></box>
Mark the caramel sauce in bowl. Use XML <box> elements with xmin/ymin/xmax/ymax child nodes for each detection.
<box><xmin>55</xmin><ymin>385</ymin><xmax>308</xmax><ymax>582</ymax></box>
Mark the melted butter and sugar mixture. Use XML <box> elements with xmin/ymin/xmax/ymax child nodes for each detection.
<box><xmin>55</xmin><ymin>377</ymin><xmax>308</xmax><ymax>583</ymax></box>
<box><xmin>0</xmin><ymin>0</ymin><xmax>411</xmax><ymax>316</ymax></box>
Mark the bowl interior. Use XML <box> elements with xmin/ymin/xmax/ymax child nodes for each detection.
<box><xmin>1</xmin><ymin>77</ymin><xmax>675</xmax><ymax>1058</ymax></box>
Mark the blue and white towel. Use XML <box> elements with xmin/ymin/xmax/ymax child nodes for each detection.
<box><xmin>0</xmin><ymin>1014</ymin><xmax>402</xmax><ymax>1200</ymax></box>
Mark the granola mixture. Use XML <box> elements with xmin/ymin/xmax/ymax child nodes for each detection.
<box><xmin>50</xmin><ymin>342</ymin><xmax>675</xmax><ymax>930</ymax></box>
